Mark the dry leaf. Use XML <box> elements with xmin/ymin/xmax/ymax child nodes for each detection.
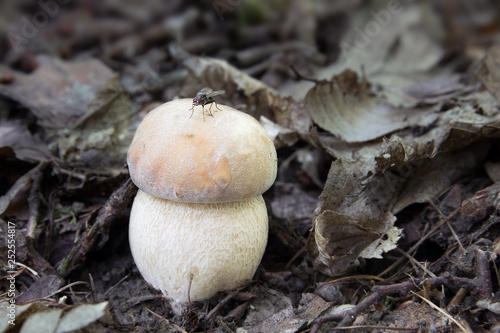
<box><xmin>305</xmin><ymin>70</ymin><xmax>436</xmax><ymax>142</ymax></box>
<box><xmin>0</xmin><ymin>120</ymin><xmax>53</xmax><ymax>162</ymax></box>
<box><xmin>476</xmin><ymin>45</ymin><xmax>500</xmax><ymax>103</ymax></box>
<box><xmin>56</xmin><ymin>75</ymin><xmax>134</xmax><ymax>167</ymax></box>
<box><xmin>54</xmin><ymin>302</ymin><xmax>108</xmax><ymax>333</ymax></box>
<box><xmin>0</xmin><ymin>56</ymin><xmax>113</xmax><ymax>128</ymax></box>
<box><xmin>308</xmin><ymin>94</ymin><xmax>500</xmax><ymax>275</ymax></box>
<box><xmin>461</xmin><ymin>182</ymin><xmax>500</xmax><ymax>219</ymax></box>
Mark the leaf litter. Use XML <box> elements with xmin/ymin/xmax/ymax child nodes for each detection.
<box><xmin>1</xmin><ymin>1</ymin><xmax>500</xmax><ymax>332</ymax></box>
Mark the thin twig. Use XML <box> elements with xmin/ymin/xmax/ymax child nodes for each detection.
<box><xmin>311</xmin><ymin>244</ymin><xmax>494</xmax><ymax>332</ymax></box>
<box><xmin>396</xmin><ymin>248</ymin><xmax>437</xmax><ymax>278</ymax></box>
<box><xmin>379</xmin><ymin>208</ymin><xmax>460</xmax><ymax>277</ymax></box>
<box><xmin>411</xmin><ymin>291</ymin><xmax>469</xmax><ymax>333</ymax></box>
<box><xmin>103</xmin><ymin>272</ymin><xmax>131</xmax><ymax>296</ymax></box>
<box><xmin>320</xmin><ymin>275</ymin><xmax>385</xmax><ymax>288</ymax></box>
<box><xmin>146</xmin><ymin>308</ymin><xmax>188</xmax><ymax>333</ymax></box>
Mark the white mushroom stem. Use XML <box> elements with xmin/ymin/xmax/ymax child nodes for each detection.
<box><xmin>129</xmin><ymin>190</ymin><xmax>268</xmax><ymax>315</ymax></box>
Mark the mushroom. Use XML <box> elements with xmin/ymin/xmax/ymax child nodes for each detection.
<box><xmin>127</xmin><ymin>99</ymin><xmax>277</xmax><ymax>314</ymax></box>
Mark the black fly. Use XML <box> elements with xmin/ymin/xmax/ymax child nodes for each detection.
<box><xmin>189</xmin><ymin>88</ymin><xmax>225</xmax><ymax>121</ymax></box>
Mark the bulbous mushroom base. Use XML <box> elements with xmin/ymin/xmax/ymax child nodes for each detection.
<box><xmin>129</xmin><ymin>190</ymin><xmax>268</xmax><ymax>315</ymax></box>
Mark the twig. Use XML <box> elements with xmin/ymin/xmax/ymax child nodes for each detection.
<box><xmin>427</xmin><ymin>201</ymin><xmax>466</xmax><ymax>254</ymax></box>
<box><xmin>103</xmin><ymin>272</ymin><xmax>131</xmax><ymax>297</ymax></box>
<box><xmin>396</xmin><ymin>248</ymin><xmax>436</xmax><ymax>278</ymax></box>
<box><xmin>379</xmin><ymin>208</ymin><xmax>460</xmax><ymax>277</ymax></box>
<box><xmin>57</xmin><ymin>179</ymin><xmax>137</xmax><ymax>276</ymax></box>
<box><xmin>206</xmin><ymin>293</ymin><xmax>234</xmax><ymax>330</ymax></box>
<box><xmin>317</xmin><ymin>325</ymin><xmax>418</xmax><ymax>331</ymax></box>
<box><xmin>447</xmin><ymin>287</ymin><xmax>467</xmax><ymax>311</ymax></box>
<box><xmin>286</xmin><ymin>245</ymin><xmax>307</xmax><ymax>269</ymax></box>
<box><xmin>89</xmin><ymin>273</ymin><xmax>98</xmax><ymax>303</ymax></box>
<box><xmin>311</xmin><ymin>247</ymin><xmax>494</xmax><ymax>333</ymax></box>
<box><xmin>26</xmin><ymin>162</ymin><xmax>47</xmax><ymax>240</ymax></box>
<box><xmin>43</xmin><ymin>281</ymin><xmax>89</xmax><ymax>299</ymax></box>
<box><xmin>146</xmin><ymin>308</ymin><xmax>188</xmax><ymax>333</ymax></box>
<box><xmin>320</xmin><ymin>275</ymin><xmax>385</xmax><ymax>288</ymax></box>
<box><xmin>411</xmin><ymin>291</ymin><xmax>469</xmax><ymax>333</ymax></box>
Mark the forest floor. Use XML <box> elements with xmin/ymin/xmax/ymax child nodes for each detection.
<box><xmin>0</xmin><ymin>1</ymin><xmax>500</xmax><ymax>332</ymax></box>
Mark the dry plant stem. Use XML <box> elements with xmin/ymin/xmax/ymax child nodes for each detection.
<box><xmin>427</xmin><ymin>200</ymin><xmax>466</xmax><ymax>254</ymax></box>
<box><xmin>26</xmin><ymin>162</ymin><xmax>46</xmax><ymax>240</ymax></box>
<box><xmin>206</xmin><ymin>293</ymin><xmax>235</xmax><ymax>330</ymax></box>
<box><xmin>311</xmin><ymin>248</ymin><xmax>494</xmax><ymax>333</ymax></box>
<box><xmin>146</xmin><ymin>308</ymin><xmax>189</xmax><ymax>333</ymax></box>
<box><xmin>23</xmin><ymin>162</ymin><xmax>58</xmax><ymax>276</ymax></box>
<box><xmin>321</xmin><ymin>325</ymin><xmax>419</xmax><ymax>331</ymax></box>
<box><xmin>103</xmin><ymin>272</ymin><xmax>131</xmax><ymax>297</ymax></box>
<box><xmin>447</xmin><ymin>287</ymin><xmax>467</xmax><ymax>310</ymax></box>
<box><xmin>58</xmin><ymin>179</ymin><xmax>137</xmax><ymax>276</ymax></box>
<box><xmin>396</xmin><ymin>248</ymin><xmax>436</xmax><ymax>278</ymax></box>
<box><xmin>89</xmin><ymin>273</ymin><xmax>98</xmax><ymax>303</ymax></box>
<box><xmin>470</xmin><ymin>214</ymin><xmax>500</xmax><ymax>241</ymax></box>
<box><xmin>379</xmin><ymin>208</ymin><xmax>461</xmax><ymax>277</ymax></box>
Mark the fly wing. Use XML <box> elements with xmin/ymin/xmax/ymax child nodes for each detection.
<box><xmin>206</xmin><ymin>90</ymin><xmax>225</xmax><ymax>97</ymax></box>
<box><xmin>198</xmin><ymin>88</ymin><xmax>213</xmax><ymax>94</ymax></box>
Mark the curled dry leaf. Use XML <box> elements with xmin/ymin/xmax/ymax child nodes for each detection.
<box><xmin>308</xmin><ymin>74</ymin><xmax>500</xmax><ymax>276</ymax></box>
<box><xmin>391</xmin><ymin>144</ymin><xmax>489</xmax><ymax>214</ymax></box>
<box><xmin>305</xmin><ymin>70</ymin><xmax>436</xmax><ymax>142</ymax></box>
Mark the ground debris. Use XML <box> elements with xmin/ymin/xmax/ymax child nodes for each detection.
<box><xmin>1</xmin><ymin>1</ymin><xmax>500</xmax><ymax>332</ymax></box>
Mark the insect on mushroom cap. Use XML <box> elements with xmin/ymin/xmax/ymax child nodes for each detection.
<box><xmin>127</xmin><ymin>99</ymin><xmax>277</xmax><ymax>203</ymax></box>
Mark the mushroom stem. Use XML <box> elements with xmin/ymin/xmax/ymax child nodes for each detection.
<box><xmin>129</xmin><ymin>190</ymin><xmax>269</xmax><ymax>315</ymax></box>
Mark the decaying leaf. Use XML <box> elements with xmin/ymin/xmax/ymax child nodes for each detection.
<box><xmin>56</xmin><ymin>75</ymin><xmax>134</xmax><ymax>166</ymax></box>
<box><xmin>305</xmin><ymin>70</ymin><xmax>437</xmax><ymax>142</ymax></box>
<box><xmin>54</xmin><ymin>302</ymin><xmax>108</xmax><ymax>333</ymax></box>
<box><xmin>307</xmin><ymin>68</ymin><xmax>500</xmax><ymax>276</ymax></box>
<box><xmin>0</xmin><ymin>302</ymin><xmax>109</xmax><ymax>333</ymax></box>
<box><xmin>0</xmin><ymin>56</ymin><xmax>135</xmax><ymax>169</ymax></box>
<box><xmin>391</xmin><ymin>145</ymin><xmax>489</xmax><ymax>214</ymax></box>
<box><xmin>18</xmin><ymin>308</ymin><xmax>63</xmax><ymax>333</ymax></box>
<box><xmin>239</xmin><ymin>289</ymin><xmax>330</xmax><ymax>333</ymax></box>
<box><xmin>461</xmin><ymin>182</ymin><xmax>500</xmax><ymax>218</ymax></box>
<box><xmin>0</xmin><ymin>120</ymin><xmax>53</xmax><ymax>162</ymax></box>
<box><xmin>0</xmin><ymin>56</ymin><xmax>113</xmax><ymax>128</ymax></box>
<box><xmin>319</xmin><ymin>4</ymin><xmax>444</xmax><ymax>82</ymax></box>
<box><xmin>0</xmin><ymin>163</ymin><xmax>47</xmax><ymax>217</ymax></box>
<box><xmin>485</xmin><ymin>161</ymin><xmax>500</xmax><ymax>183</ymax></box>
<box><xmin>476</xmin><ymin>45</ymin><xmax>500</xmax><ymax>103</ymax></box>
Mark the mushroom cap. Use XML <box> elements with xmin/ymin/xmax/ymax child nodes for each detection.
<box><xmin>127</xmin><ymin>99</ymin><xmax>277</xmax><ymax>203</ymax></box>
<box><xmin>129</xmin><ymin>190</ymin><xmax>268</xmax><ymax>313</ymax></box>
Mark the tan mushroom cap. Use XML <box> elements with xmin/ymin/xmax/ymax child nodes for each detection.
<box><xmin>127</xmin><ymin>99</ymin><xmax>277</xmax><ymax>203</ymax></box>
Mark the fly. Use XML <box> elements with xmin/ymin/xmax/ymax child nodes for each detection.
<box><xmin>189</xmin><ymin>88</ymin><xmax>225</xmax><ymax>121</ymax></box>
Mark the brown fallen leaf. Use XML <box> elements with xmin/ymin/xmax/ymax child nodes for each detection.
<box><xmin>0</xmin><ymin>120</ymin><xmax>53</xmax><ymax>162</ymax></box>
<box><xmin>305</xmin><ymin>70</ymin><xmax>438</xmax><ymax>142</ymax></box>
<box><xmin>0</xmin><ymin>55</ymin><xmax>113</xmax><ymax>128</ymax></box>
<box><xmin>476</xmin><ymin>45</ymin><xmax>500</xmax><ymax>103</ymax></box>
<box><xmin>461</xmin><ymin>182</ymin><xmax>500</xmax><ymax>219</ymax></box>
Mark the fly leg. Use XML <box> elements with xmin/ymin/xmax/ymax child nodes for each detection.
<box><xmin>214</xmin><ymin>101</ymin><xmax>222</xmax><ymax>111</ymax></box>
<box><xmin>207</xmin><ymin>103</ymin><xmax>215</xmax><ymax>118</ymax></box>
